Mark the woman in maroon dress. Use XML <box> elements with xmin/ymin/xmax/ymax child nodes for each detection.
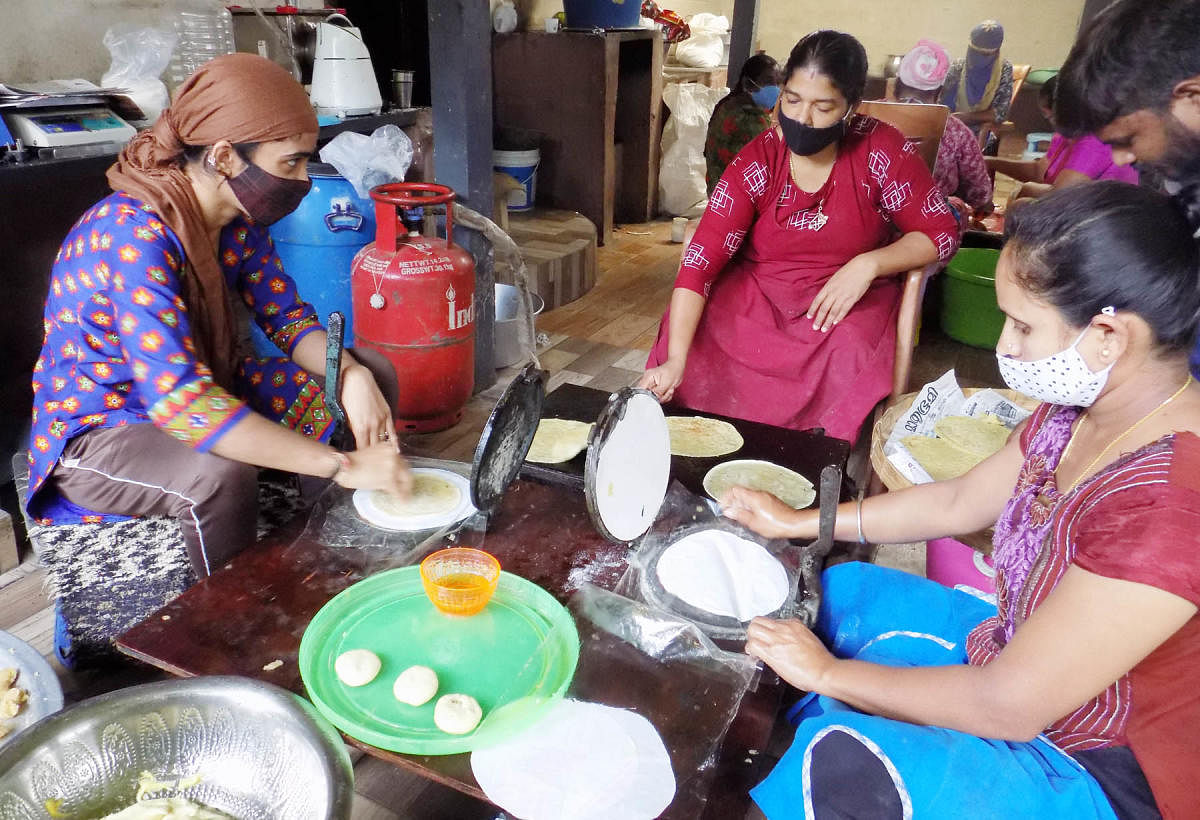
<box><xmin>639</xmin><ymin>30</ymin><xmax>960</xmax><ymax>442</ymax></box>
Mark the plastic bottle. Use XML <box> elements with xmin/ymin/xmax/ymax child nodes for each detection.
<box><xmin>166</xmin><ymin>0</ymin><xmax>235</xmax><ymax>91</ymax></box>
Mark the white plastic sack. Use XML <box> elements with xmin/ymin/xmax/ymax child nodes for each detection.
<box><xmin>101</xmin><ymin>25</ymin><xmax>177</xmax><ymax>126</ymax></box>
<box><xmin>674</xmin><ymin>13</ymin><xmax>728</xmax><ymax>69</ymax></box>
<box><xmin>319</xmin><ymin>125</ymin><xmax>414</xmax><ymax>199</ymax></box>
<box><xmin>659</xmin><ymin>82</ymin><xmax>726</xmax><ymax>217</ymax></box>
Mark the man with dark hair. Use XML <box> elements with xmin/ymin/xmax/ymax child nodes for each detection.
<box><xmin>1056</xmin><ymin>0</ymin><xmax>1200</xmax><ymax>195</ymax></box>
<box><xmin>1056</xmin><ymin>0</ymin><xmax>1200</xmax><ymax>375</ymax></box>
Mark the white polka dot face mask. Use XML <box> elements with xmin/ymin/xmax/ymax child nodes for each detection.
<box><xmin>996</xmin><ymin>327</ymin><xmax>1114</xmax><ymax>407</ymax></box>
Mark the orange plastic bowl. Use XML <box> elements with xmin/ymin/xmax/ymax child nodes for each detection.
<box><xmin>420</xmin><ymin>548</ymin><xmax>501</xmax><ymax>616</ymax></box>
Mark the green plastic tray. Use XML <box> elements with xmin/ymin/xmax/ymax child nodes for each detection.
<box><xmin>299</xmin><ymin>566</ymin><xmax>579</xmax><ymax>755</ymax></box>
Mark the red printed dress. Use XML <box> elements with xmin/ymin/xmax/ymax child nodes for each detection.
<box><xmin>648</xmin><ymin>116</ymin><xmax>960</xmax><ymax>441</ymax></box>
<box><xmin>26</xmin><ymin>192</ymin><xmax>331</xmax><ymax>526</ymax></box>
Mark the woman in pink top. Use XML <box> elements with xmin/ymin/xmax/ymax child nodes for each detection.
<box><xmin>1041</xmin><ymin>131</ymin><xmax>1140</xmax><ymax>185</ymax></box>
<box><xmin>989</xmin><ymin>76</ymin><xmax>1139</xmax><ymax>201</ymax></box>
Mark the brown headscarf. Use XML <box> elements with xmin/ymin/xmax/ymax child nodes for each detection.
<box><xmin>107</xmin><ymin>53</ymin><xmax>319</xmax><ymax>388</ymax></box>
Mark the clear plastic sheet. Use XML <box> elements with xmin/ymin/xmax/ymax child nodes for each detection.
<box><xmin>299</xmin><ymin>456</ymin><xmax>489</xmax><ymax>568</ymax></box>
<box><xmin>564</xmin><ymin>583</ymin><xmax>761</xmax><ymax>816</ymax></box>
<box><xmin>101</xmin><ymin>25</ymin><xmax>176</xmax><ymax>125</ymax></box>
<box><xmin>453</xmin><ymin>203</ymin><xmax>540</xmax><ymax>369</ymax></box>
<box><xmin>470</xmin><ymin>584</ymin><xmax>761</xmax><ymax>816</ymax></box>
<box><xmin>573</xmin><ymin>582</ymin><xmax>759</xmax><ymax>690</ymax></box>
<box><xmin>318</xmin><ymin>125</ymin><xmax>414</xmax><ymax>199</ymax></box>
<box><xmin>616</xmin><ymin>481</ymin><xmax>813</xmax><ymax>640</ymax></box>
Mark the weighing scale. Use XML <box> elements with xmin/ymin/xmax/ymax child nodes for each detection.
<box><xmin>2</xmin><ymin>106</ymin><xmax>135</xmax><ymax>150</ymax></box>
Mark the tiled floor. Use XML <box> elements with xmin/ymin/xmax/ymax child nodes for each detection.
<box><xmin>0</xmin><ymin>161</ymin><xmax>1013</xmax><ymax>818</ymax></box>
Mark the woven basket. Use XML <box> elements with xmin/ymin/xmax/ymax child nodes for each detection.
<box><xmin>870</xmin><ymin>388</ymin><xmax>1039</xmax><ymax>556</ymax></box>
<box><xmin>870</xmin><ymin>387</ymin><xmax>1039</xmax><ymax>493</ymax></box>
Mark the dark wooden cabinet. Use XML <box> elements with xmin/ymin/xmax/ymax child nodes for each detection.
<box><xmin>0</xmin><ymin>154</ymin><xmax>112</xmax><ymax>483</ymax></box>
<box><xmin>493</xmin><ymin>30</ymin><xmax>663</xmax><ymax>244</ymax></box>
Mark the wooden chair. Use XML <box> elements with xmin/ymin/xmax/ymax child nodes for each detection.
<box><xmin>857</xmin><ymin>100</ymin><xmax>949</xmax><ymax>182</ymax></box>
<box><xmin>977</xmin><ymin>64</ymin><xmax>1032</xmax><ymax>151</ymax></box>
<box><xmin>855</xmin><ymin>100</ymin><xmax>949</xmax><ymax>405</ymax></box>
<box><xmin>852</xmin><ymin>100</ymin><xmax>951</xmax><ymax>495</ymax></box>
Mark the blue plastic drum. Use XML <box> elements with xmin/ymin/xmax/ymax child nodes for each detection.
<box><xmin>250</xmin><ymin>163</ymin><xmax>376</xmax><ymax>357</ymax></box>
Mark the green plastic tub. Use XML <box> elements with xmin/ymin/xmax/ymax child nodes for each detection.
<box><xmin>940</xmin><ymin>247</ymin><xmax>1006</xmax><ymax>349</ymax></box>
<box><xmin>1026</xmin><ymin>68</ymin><xmax>1059</xmax><ymax>88</ymax></box>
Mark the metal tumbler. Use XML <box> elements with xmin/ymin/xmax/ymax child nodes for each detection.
<box><xmin>391</xmin><ymin>69</ymin><xmax>414</xmax><ymax>109</ymax></box>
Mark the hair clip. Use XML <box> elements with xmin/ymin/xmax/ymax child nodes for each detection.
<box><xmin>1100</xmin><ymin>306</ymin><xmax>1116</xmax><ymax>316</ymax></box>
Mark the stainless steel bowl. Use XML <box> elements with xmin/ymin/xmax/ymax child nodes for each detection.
<box><xmin>0</xmin><ymin>676</ymin><xmax>354</xmax><ymax>819</ymax></box>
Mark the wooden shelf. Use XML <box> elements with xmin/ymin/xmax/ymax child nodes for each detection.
<box><xmin>662</xmin><ymin>63</ymin><xmax>729</xmax><ymax>90</ymax></box>
<box><xmin>493</xmin><ymin>29</ymin><xmax>664</xmax><ymax>244</ymax></box>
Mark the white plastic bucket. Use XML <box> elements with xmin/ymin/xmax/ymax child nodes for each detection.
<box><xmin>494</xmin><ymin>283</ymin><xmax>544</xmax><ymax>368</ymax></box>
<box><xmin>493</xmin><ymin>148</ymin><xmax>540</xmax><ymax>212</ymax></box>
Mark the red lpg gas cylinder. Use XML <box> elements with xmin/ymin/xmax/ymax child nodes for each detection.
<box><xmin>351</xmin><ymin>183</ymin><xmax>475</xmax><ymax>432</ymax></box>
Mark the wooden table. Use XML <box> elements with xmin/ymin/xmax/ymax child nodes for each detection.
<box><xmin>116</xmin><ymin>387</ymin><xmax>851</xmax><ymax>818</ymax></box>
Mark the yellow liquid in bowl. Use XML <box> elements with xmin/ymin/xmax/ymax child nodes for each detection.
<box><xmin>437</xmin><ymin>572</ymin><xmax>491</xmax><ymax>591</ymax></box>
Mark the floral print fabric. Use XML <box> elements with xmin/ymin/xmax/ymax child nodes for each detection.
<box><xmin>27</xmin><ymin>192</ymin><xmax>328</xmax><ymax>525</ymax></box>
<box><xmin>933</xmin><ymin>114</ymin><xmax>994</xmax><ymax>211</ymax></box>
<box><xmin>704</xmin><ymin>97</ymin><xmax>773</xmax><ymax>195</ymax></box>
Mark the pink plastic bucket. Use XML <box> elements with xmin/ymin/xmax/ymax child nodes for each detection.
<box><xmin>926</xmin><ymin>537</ymin><xmax>995</xmax><ymax>597</ymax></box>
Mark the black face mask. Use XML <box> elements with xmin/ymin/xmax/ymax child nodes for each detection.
<box><xmin>777</xmin><ymin>108</ymin><xmax>848</xmax><ymax>156</ymax></box>
<box><xmin>227</xmin><ymin>161</ymin><xmax>312</xmax><ymax>226</ymax></box>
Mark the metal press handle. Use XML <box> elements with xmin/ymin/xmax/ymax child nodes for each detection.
<box><xmin>325</xmin><ymin>311</ymin><xmax>349</xmax><ymax>449</ymax></box>
<box><xmin>812</xmin><ymin>464</ymin><xmax>842</xmax><ymax>561</ymax></box>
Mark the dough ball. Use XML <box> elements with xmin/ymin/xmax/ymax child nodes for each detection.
<box><xmin>334</xmin><ymin>649</ymin><xmax>381</xmax><ymax>687</ymax></box>
<box><xmin>393</xmin><ymin>665</ymin><xmax>439</xmax><ymax>706</ymax></box>
<box><xmin>433</xmin><ymin>693</ymin><xmax>483</xmax><ymax>735</ymax></box>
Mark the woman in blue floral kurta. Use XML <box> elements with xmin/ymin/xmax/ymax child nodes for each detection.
<box><xmin>26</xmin><ymin>55</ymin><xmax>411</xmax><ymax>577</ymax></box>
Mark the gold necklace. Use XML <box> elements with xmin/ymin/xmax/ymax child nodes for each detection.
<box><xmin>1059</xmin><ymin>376</ymin><xmax>1192</xmax><ymax>493</ymax></box>
<box><xmin>787</xmin><ymin>153</ymin><xmax>834</xmax><ymax>231</ymax></box>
